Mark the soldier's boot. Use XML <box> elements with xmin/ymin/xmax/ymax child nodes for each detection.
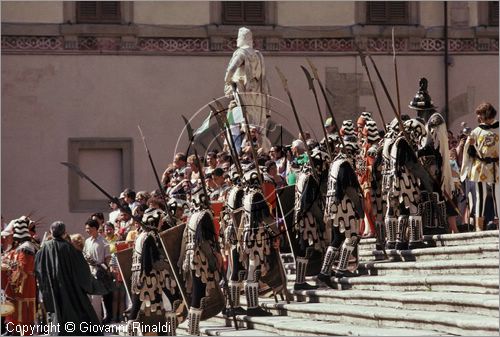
<box><xmin>408</xmin><ymin>215</ymin><xmax>426</xmax><ymax>250</ymax></box>
<box><xmin>385</xmin><ymin>217</ymin><xmax>398</xmax><ymax>250</ymax></box>
<box><xmin>294</xmin><ymin>257</ymin><xmax>319</xmax><ymax>290</ymax></box>
<box><xmin>225</xmin><ymin>281</ymin><xmax>246</xmax><ymax>316</ymax></box>
<box><xmin>334</xmin><ymin>240</ymin><xmax>358</xmax><ymax>278</ymax></box>
<box><xmin>187</xmin><ymin>307</ymin><xmax>203</xmax><ymax>336</ymax></box>
<box><xmin>395</xmin><ymin>215</ymin><xmax>409</xmax><ymax>250</ymax></box>
<box><xmin>165</xmin><ymin>311</ymin><xmax>177</xmax><ymax>336</ymax></box>
<box><xmin>245</xmin><ymin>281</ymin><xmax>272</xmax><ymax>316</ymax></box>
<box><xmin>375</xmin><ymin>220</ymin><xmax>386</xmax><ymax>251</ymax></box>
<box><xmin>476</xmin><ymin>217</ymin><xmax>485</xmax><ymax>232</ymax></box>
<box><xmin>316</xmin><ymin>246</ymin><xmax>338</xmax><ymax>289</ymax></box>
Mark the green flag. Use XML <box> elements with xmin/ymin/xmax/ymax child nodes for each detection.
<box><xmin>227</xmin><ymin>106</ymin><xmax>244</xmax><ymax>125</ymax></box>
<box><xmin>194</xmin><ymin>111</ymin><xmax>211</xmax><ymax>136</ymax></box>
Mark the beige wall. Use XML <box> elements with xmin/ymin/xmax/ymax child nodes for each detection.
<box><xmin>420</xmin><ymin>1</ymin><xmax>444</xmax><ymax>27</ymax></box>
<box><xmin>1</xmin><ymin>1</ymin><xmax>63</xmax><ymax>23</ymax></box>
<box><xmin>277</xmin><ymin>1</ymin><xmax>356</xmax><ymax>26</ymax></box>
<box><xmin>2</xmin><ymin>51</ymin><xmax>498</xmax><ymax>233</ymax></box>
<box><xmin>133</xmin><ymin>1</ymin><xmax>210</xmax><ymax>26</ymax></box>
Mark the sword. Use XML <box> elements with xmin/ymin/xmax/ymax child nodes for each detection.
<box><xmin>301</xmin><ymin>65</ymin><xmax>333</xmax><ymax>159</ymax></box>
<box><xmin>60</xmin><ymin>161</ymin><xmax>190</xmax><ymax>313</ymax></box>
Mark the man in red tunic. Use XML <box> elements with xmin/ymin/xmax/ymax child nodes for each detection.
<box><xmin>4</xmin><ymin>216</ymin><xmax>38</xmax><ymax>335</ymax></box>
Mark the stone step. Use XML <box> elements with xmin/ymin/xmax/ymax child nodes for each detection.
<box><xmin>291</xmin><ymin>289</ymin><xmax>500</xmax><ymax>318</ymax></box>
<box><xmin>358</xmin><ymin>230</ymin><xmax>499</xmax><ymax>251</ymax></box>
<box><xmin>284</xmin><ymin>257</ymin><xmax>498</xmax><ymax>277</ymax></box>
<box><xmin>357</xmin><ymin>258</ymin><xmax>499</xmax><ymax>276</ymax></box>
<box><xmin>176</xmin><ymin>320</ymin><xmax>280</xmax><ymax>336</ymax></box>
<box><xmin>286</xmin><ymin>274</ymin><xmax>499</xmax><ymax>294</ymax></box>
<box><xmin>205</xmin><ymin>314</ymin><xmax>446</xmax><ymax>336</ymax></box>
<box><xmin>259</xmin><ymin>300</ymin><xmax>499</xmax><ymax>336</ymax></box>
<box><xmin>358</xmin><ymin>243</ymin><xmax>499</xmax><ymax>262</ymax></box>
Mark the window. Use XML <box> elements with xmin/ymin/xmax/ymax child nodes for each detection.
<box><xmin>366</xmin><ymin>1</ymin><xmax>409</xmax><ymax>25</ymax></box>
<box><xmin>76</xmin><ymin>1</ymin><xmax>121</xmax><ymax>24</ymax></box>
<box><xmin>489</xmin><ymin>1</ymin><xmax>499</xmax><ymax>26</ymax></box>
<box><xmin>68</xmin><ymin>138</ymin><xmax>133</xmax><ymax>212</ymax></box>
<box><xmin>222</xmin><ymin>2</ymin><xmax>265</xmax><ymax>25</ymax></box>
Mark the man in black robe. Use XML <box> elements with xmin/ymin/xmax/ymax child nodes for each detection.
<box><xmin>35</xmin><ymin>221</ymin><xmax>108</xmax><ymax>336</ymax></box>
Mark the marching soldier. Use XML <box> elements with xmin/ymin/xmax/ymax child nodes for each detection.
<box><xmin>126</xmin><ymin>208</ymin><xmax>180</xmax><ymax>336</ymax></box>
<box><xmin>384</xmin><ymin>118</ymin><xmax>433</xmax><ymax>250</ymax></box>
<box><xmin>318</xmin><ymin>138</ymin><xmax>364</xmax><ymax>286</ymax></box>
<box><xmin>293</xmin><ymin>147</ymin><xmax>330</xmax><ymax>290</ymax></box>
<box><xmin>179</xmin><ymin>185</ymin><xmax>223</xmax><ymax>335</ymax></box>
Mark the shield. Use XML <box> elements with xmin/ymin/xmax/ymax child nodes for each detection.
<box><xmin>159</xmin><ymin>223</ymin><xmax>224</xmax><ymax>320</ymax></box>
<box><xmin>276</xmin><ymin>185</ymin><xmax>296</xmax><ymax>254</ymax></box>
<box><xmin>115</xmin><ymin>244</ymin><xmax>133</xmax><ymax>301</ymax></box>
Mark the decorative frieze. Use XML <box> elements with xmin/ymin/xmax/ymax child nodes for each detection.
<box><xmin>2</xmin><ymin>35</ymin><xmax>498</xmax><ymax>54</ymax></box>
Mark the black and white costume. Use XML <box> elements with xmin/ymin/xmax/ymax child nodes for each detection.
<box><xmin>318</xmin><ymin>140</ymin><xmax>364</xmax><ymax>286</ymax></box>
<box><xmin>237</xmin><ymin>170</ymin><xmax>274</xmax><ymax>316</ymax></box>
<box><xmin>384</xmin><ymin>119</ymin><xmax>433</xmax><ymax>250</ymax></box>
<box><xmin>180</xmin><ymin>187</ymin><xmax>222</xmax><ymax>335</ymax></box>
<box><xmin>127</xmin><ymin>208</ymin><xmax>179</xmax><ymax>336</ymax></box>
<box><xmin>293</xmin><ymin>147</ymin><xmax>330</xmax><ymax>290</ymax></box>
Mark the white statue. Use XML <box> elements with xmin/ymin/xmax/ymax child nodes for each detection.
<box><xmin>224</xmin><ymin>27</ymin><xmax>270</xmax><ymax>134</ymax></box>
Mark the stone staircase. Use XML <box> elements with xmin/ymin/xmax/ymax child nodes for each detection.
<box><xmin>178</xmin><ymin>230</ymin><xmax>499</xmax><ymax>336</ymax></box>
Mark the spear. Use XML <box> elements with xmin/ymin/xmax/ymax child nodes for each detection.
<box><xmin>231</xmin><ymin>84</ymin><xmax>264</xmax><ymax>186</ymax></box>
<box><xmin>209</xmin><ymin>102</ymin><xmax>244</xmax><ymax>178</ymax></box>
<box><xmin>275</xmin><ymin>66</ymin><xmax>319</xmax><ymax>182</ymax></box>
<box><xmin>181</xmin><ymin>115</ymin><xmax>239</xmax><ymax>330</ymax></box>
<box><xmin>137</xmin><ymin>126</ymin><xmax>168</xmax><ymax>202</ymax></box>
<box><xmin>305</xmin><ymin>58</ymin><xmax>344</xmax><ymax>139</ymax></box>
<box><xmin>392</xmin><ymin>27</ymin><xmax>402</xmax><ymax>118</ymax></box>
<box><xmin>300</xmin><ymin>65</ymin><xmax>333</xmax><ymax>159</ymax></box>
<box><xmin>353</xmin><ymin>43</ymin><xmax>387</xmax><ymax>131</ymax></box>
<box><xmin>361</xmin><ymin>49</ymin><xmax>463</xmax><ymax>217</ymax></box>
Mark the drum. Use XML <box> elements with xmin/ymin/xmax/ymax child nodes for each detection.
<box><xmin>0</xmin><ymin>301</ymin><xmax>14</xmax><ymax>317</ymax></box>
<box><xmin>1</xmin><ymin>263</ymin><xmax>9</xmax><ymax>291</ymax></box>
<box><xmin>0</xmin><ymin>289</ymin><xmax>14</xmax><ymax>317</ymax></box>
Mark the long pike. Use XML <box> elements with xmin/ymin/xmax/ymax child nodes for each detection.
<box><xmin>300</xmin><ymin>66</ymin><xmax>333</xmax><ymax>159</ymax></box>
<box><xmin>275</xmin><ymin>66</ymin><xmax>319</xmax><ymax>182</ymax></box>
<box><xmin>354</xmin><ymin>43</ymin><xmax>387</xmax><ymax>131</ymax></box>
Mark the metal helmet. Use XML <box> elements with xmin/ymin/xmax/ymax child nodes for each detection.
<box><xmin>403</xmin><ymin>118</ymin><xmax>427</xmax><ymax>149</ymax></box>
<box><xmin>409</xmin><ymin>78</ymin><xmax>436</xmax><ymax>111</ymax></box>
<box><xmin>142</xmin><ymin>207</ymin><xmax>167</xmax><ymax>229</ymax></box>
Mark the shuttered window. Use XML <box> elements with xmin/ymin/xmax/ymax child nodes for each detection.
<box><xmin>222</xmin><ymin>2</ymin><xmax>265</xmax><ymax>25</ymax></box>
<box><xmin>76</xmin><ymin>1</ymin><xmax>121</xmax><ymax>24</ymax></box>
<box><xmin>489</xmin><ymin>1</ymin><xmax>499</xmax><ymax>26</ymax></box>
<box><xmin>367</xmin><ymin>2</ymin><xmax>409</xmax><ymax>25</ymax></box>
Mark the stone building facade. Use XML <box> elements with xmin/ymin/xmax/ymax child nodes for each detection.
<box><xmin>2</xmin><ymin>1</ymin><xmax>498</xmax><ymax>232</ymax></box>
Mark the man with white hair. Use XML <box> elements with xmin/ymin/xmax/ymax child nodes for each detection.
<box><xmin>36</xmin><ymin>221</ymin><xmax>108</xmax><ymax>335</ymax></box>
